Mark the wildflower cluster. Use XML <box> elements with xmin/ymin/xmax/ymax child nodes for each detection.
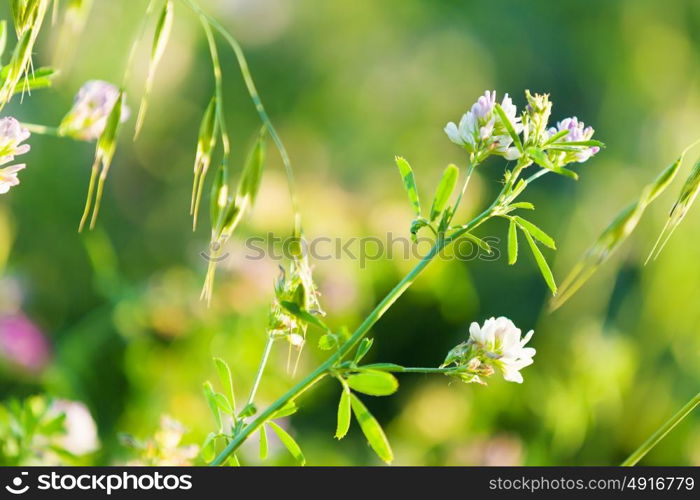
<box><xmin>442</xmin><ymin>317</ymin><xmax>536</xmax><ymax>384</ymax></box>
<box><xmin>445</xmin><ymin>89</ymin><xmax>601</xmax><ymax>172</ymax></box>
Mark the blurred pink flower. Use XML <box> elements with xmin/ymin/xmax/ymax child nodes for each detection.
<box><xmin>0</xmin><ymin>314</ymin><xmax>51</xmax><ymax>373</ymax></box>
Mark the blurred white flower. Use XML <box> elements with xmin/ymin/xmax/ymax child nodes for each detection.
<box><xmin>0</xmin><ymin>164</ymin><xmax>26</xmax><ymax>194</ymax></box>
<box><xmin>0</xmin><ymin>117</ymin><xmax>31</xmax><ymax>194</ymax></box>
<box><xmin>444</xmin><ymin>90</ymin><xmax>522</xmax><ymax>161</ymax></box>
<box><xmin>51</xmin><ymin>399</ymin><xmax>99</xmax><ymax>455</ymax></box>
<box><xmin>468</xmin><ymin>317</ymin><xmax>535</xmax><ymax>383</ymax></box>
<box><xmin>60</xmin><ymin>80</ymin><xmax>130</xmax><ymax>141</ymax></box>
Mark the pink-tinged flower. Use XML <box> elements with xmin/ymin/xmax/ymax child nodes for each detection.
<box><xmin>0</xmin><ymin>164</ymin><xmax>26</xmax><ymax>194</ymax></box>
<box><xmin>51</xmin><ymin>400</ymin><xmax>100</xmax><ymax>455</ymax></box>
<box><xmin>59</xmin><ymin>80</ymin><xmax>130</xmax><ymax>141</ymax></box>
<box><xmin>0</xmin><ymin>117</ymin><xmax>31</xmax><ymax>165</ymax></box>
<box><xmin>0</xmin><ymin>117</ymin><xmax>31</xmax><ymax>194</ymax></box>
<box><xmin>0</xmin><ymin>314</ymin><xmax>51</xmax><ymax>373</ymax></box>
<box><xmin>547</xmin><ymin>116</ymin><xmax>599</xmax><ymax>163</ymax></box>
<box><xmin>444</xmin><ymin>90</ymin><xmax>522</xmax><ymax>161</ymax></box>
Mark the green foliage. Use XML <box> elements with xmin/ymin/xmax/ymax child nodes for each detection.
<box><xmin>349</xmin><ymin>394</ymin><xmax>393</xmax><ymax>464</ymax></box>
<box><xmin>335</xmin><ymin>388</ymin><xmax>351</xmax><ymax>440</ymax></box>
<box><xmin>268</xmin><ymin>421</ymin><xmax>305</xmax><ymax>466</ymax></box>
<box><xmin>394</xmin><ymin>156</ymin><xmax>421</xmax><ymax>217</ymax></box>
<box><xmin>346</xmin><ymin>370</ymin><xmax>399</xmax><ymax>396</ymax></box>
<box><xmin>0</xmin><ymin>397</ymin><xmax>74</xmax><ymax>466</ymax></box>
<box><xmin>430</xmin><ymin>164</ymin><xmax>459</xmax><ymax>221</ymax></box>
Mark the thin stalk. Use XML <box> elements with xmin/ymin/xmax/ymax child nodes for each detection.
<box><xmin>21</xmin><ymin>123</ymin><xmax>61</xmax><ymax>137</ymax></box>
<box><xmin>180</xmin><ymin>0</ymin><xmax>300</xmax><ymax>221</ymax></box>
<box><xmin>122</xmin><ymin>0</ymin><xmax>158</xmax><ymax>86</ymax></box>
<box><xmin>246</xmin><ymin>336</ymin><xmax>274</xmax><ymax>407</ymax></box>
<box><xmin>199</xmin><ymin>17</ymin><xmax>230</xmax><ymax>168</ymax></box>
<box><xmin>621</xmin><ymin>391</ymin><xmax>700</xmax><ymax>466</ymax></box>
<box><xmin>211</xmin><ymin>208</ymin><xmax>494</xmax><ymax>465</ymax></box>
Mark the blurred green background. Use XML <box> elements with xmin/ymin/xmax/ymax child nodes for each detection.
<box><xmin>1</xmin><ymin>0</ymin><xmax>700</xmax><ymax>465</ymax></box>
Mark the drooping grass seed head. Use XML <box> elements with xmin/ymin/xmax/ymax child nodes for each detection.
<box><xmin>60</xmin><ymin>80</ymin><xmax>131</xmax><ymax>141</ymax></box>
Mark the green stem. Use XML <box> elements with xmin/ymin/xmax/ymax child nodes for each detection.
<box><xmin>621</xmin><ymin>391</ymin><xmax>700</xmax><ymax>466</ymax></box>
<box><xmin>122</xmin><ymin>0</ymin><xmax>157</xmax><ymax>86</ymax></box>
<box><xmin>199</xmin><ymin>15</ymin><xmax>231</xmax><ymax>167</ymax></box>
<box><xmin>210</xmin><ymin>207</ymin><xmax>494</xmax><ymax>465</ymax></box>
<box><xmin>180</xmin><ymin>0</ymin><xmax>300</xmax><ymax>222</ymax></box>
<box><xmin>246</xmin><ymin>336</ymin><xmax>274</xmax><ymax>407</ymax></box>
<box><xmin>21</xmin><ymin>122</ymin><xmax>61</xmax><ymax>137</ymax></box>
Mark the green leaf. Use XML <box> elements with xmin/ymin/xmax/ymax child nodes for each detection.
<box><xmin>201</xmin><ymin>432</ymin><xmax>217</xmax><ymax>463</ymax></box>
<box><xmin>394</xmin><ymin>156</ymin><xmax>421</xmax><ymax>217</ymax></box>
<box><xmin>268</xmin><ymin>421</ymin><xmax>305</xmax><ymax>466</ymax></box>
<box><xmin>259</xmin><ymin>425</ymin><xmax>268</xmax><ymax>460</ymax></box>
<box><xmin>353</xmin><ymin>338</ymin><xmax>374</xmax><ymax>364</ymax></box>
<box><xmin>236</xmin><ymin>127</ymin><xmax>267</xmax><ymax>206</ymax></box>
<box><xmin>514</xmin><ymin>216</ymin><xmax>556</xmax><ymax>249</ymax></box>
<box><xmin>279</xmin><ymin>300</ymin><xmax>329</xmax><ymax>331</ymax></box>
<box><xmin>509</xmin><ymin>201</ymin><xmax>535</xmax><ymax>210</ymax></box>
<box><xmin>203</xmin><ymin>381</ymin><xmax>222</xmax><ymax>431</ymax></box>
<box><xmin>346</xmin><ymin>370</ymin><xmax>399</xmax><ymax>396</ymax></box>
<box><xmin>522</xmin><ymin>229</ymin><xmax>557</xmax><ymax>294</ymax></box>
<box><xmin>507</xmin><ymin>219</ymin><xmax>518</xmax><ymax>265</ymax></box>
<box><xmin>270</xmin><ymin>401</ymin><xmax>298</xmax><ymax>420</ymax></box>
<box><xmin>462</xmin><ymin>232</ymin><xmax>492</xmax><ymax>254</ymax></box>
<box><xmin>526</xmin><ymin>147</ymin><xmax>579</xmax><ymax>180</ymax></box>
<box><xmin>543</xmin><ymin>129</ymin><xmax>569</xmax><ymax>144</ymax></box>
<box><xmin>213</xmin><ymin>357</ymin><xmax>236</xmax><ymax>415</ymax></box>
<box><xmin>238</xmin><ymin>403</ymin><xmax>257</xmax><ymax>419</ymax></box>
<box><xmin>335</xmin><ymin>388</ymin><xmax>351</xmax><ymax>440</ymax></box>
<box><xmin>494</xmin><ymin>103</ymin><xmax>524</xmax><ymax>153</ymax></box>
<box><xmin>214</xmin><ymin>393</ymin><xmax>233</xmax><ymax>414</ymax></box>
<box><xmin>350</xmin><ymin>394</ymin><xmax>393</xmax><ymax>464</ymax></box>
<box><xmin>318</xmin><ymin>333</ymin><xmax>338</xmax><ymax>351</ymax></box>
<box><xmin>551</xmin><ymin>139</ymin><xmax>605</xmax><ymax>148</ymax></box>
<box><xmin>430</xmin><ymin>164</ymin><xmax>459</xmax><ymax>221</ymax></box>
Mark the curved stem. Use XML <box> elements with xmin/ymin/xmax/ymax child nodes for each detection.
<box><xmin>210</xmin><ymin>207</ymin><xmax>495</xmax><ymax>465</ymax></box>
<box><xmin>21</xmin><ymin>123</ymin><xmax>62</xmax><ymax>137</ymax></box>
<box><xmin>621</xmin><ymin>391</ymin><xmax>700</xmax><ymax>466</ymax></box>
<box><xmin>199</xmin><ymin>16</ymin><xmax>231</xmax><ymax>168</ymax></box>
<box><xmin>246</xmin><ymin>336</ymin><xmax>274</xmax><ymax>407</ymax></box>
<box><xmin>181</xmin><ymin>0</ymin><xmax>301</xmax><ymax>223</ymax></box>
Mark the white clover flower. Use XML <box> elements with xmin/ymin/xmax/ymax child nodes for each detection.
<box><xmin>547</xmin><ymin>116</ymin><xmax>599</xmax><ymax>163</ymax></box>
<box><xmin>0</xmin><ymin>117</ymin><xmax>31</xmax><ymax>194</ymax></box>
<box><xmin>60</xmin><ymin>80</ymin><xmax>130</xmax><ymax>141</ymax></box>
<box><xmin>51</xmin><ymin>399</ymin><xmax>100</xmax><ymax>455</ymax></box>
<box><xmin>443</xmin><ymin>316</ymin><xmax>535</xmax><ymax>384</ymax></box>
<box><xmin>444</xmin><ymin>90</ymin><xmax>522</xmax><ymax>161</ymax></box>
<box><xmin>0</xmin><ymin>164</ymin><xmax>26</xmax><ymax>194</ymax></box>
<box><xmin>468</xmin><ymin>317</ymin><xmax>535</xmax><ymax>383</ymax></box>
